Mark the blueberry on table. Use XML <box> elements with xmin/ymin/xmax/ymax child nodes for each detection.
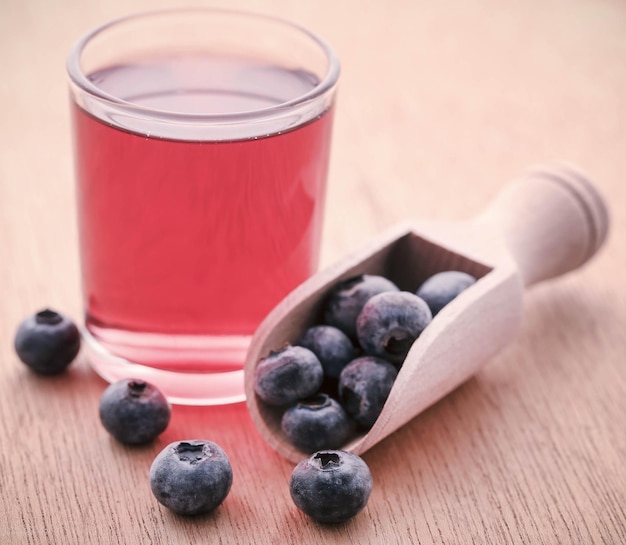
<box><xmin>254</xmin><ymin>345</ymin><xmax>324</xmax><ymax>406</ymax></box>
<box><xmin>338</xmin><ymin>356</ymin><xmax>398</xmax><ymax>430</ymax></box>
<box><xmin>99</xmin><ymin>378</ymin><xmax>171</xmax><ymax>445</ymax></box>
<box><xmin>281</xmin><ymin>393</ymin><xmax>354</xmax><ymax>453</ymax></box>
<box><xmin>296</xmin><ymin>325</ymin><xmax>358</xmax><ymax>379</ymax></box>
<box><xmin>290</xmin><ymin>450</ymin><xmax>373</xmax><ymax>524</ymax></box>
<box><xmin>14</xmin><ymin>308</ymin><xmax>81</xmax><ymax>375</ymax></box>
<box><xmin>323</xmin><ymin>274</ymin><xmax>400</xmax><ymax>339</ymax></box>
<box><xmin>356</xmin><ymin>291</ymin><xmax>432</xmax><ymax>365</ymax></box>
<box><xmin>416</xmin><ymin>270</ymin><xmax>477</xmax><ymax>316</ymax></box>
<box><xmin>150</xmin><ymin>440</ymin><xmax>233</xmax><ymax>516</ymax></box>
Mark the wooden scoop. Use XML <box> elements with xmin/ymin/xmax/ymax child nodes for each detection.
<box><xmin>244</xmin><ymin>164</ymin><xmax>609</xmax><ymax>463</ymax></box>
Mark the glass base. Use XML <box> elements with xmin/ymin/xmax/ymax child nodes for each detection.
<box><xmin>81</xmin><ymin>325</ymin><xmax>249</xmax><ymax>405</ymax></box>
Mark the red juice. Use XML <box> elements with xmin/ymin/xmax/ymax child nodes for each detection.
<box><xmin>72</xmin><ymin>56</ymin><xmax>334</xmax><ymax>374</ymax></box>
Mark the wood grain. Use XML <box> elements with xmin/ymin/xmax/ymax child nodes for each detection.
<box><xmin>1</xmin><ymin>0</ymin><xmax>625</xmax><ymax>544</ymax></box>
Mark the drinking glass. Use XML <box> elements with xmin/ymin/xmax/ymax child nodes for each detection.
<box><xmin>67</xmin><ymin>8</ymin><xmax>339</xmax><ymax>405</ymax></box>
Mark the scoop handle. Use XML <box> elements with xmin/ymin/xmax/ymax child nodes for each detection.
<box><xmin>479</xmin><ymin>165</ymin><xmax>609</xmax><ymax>287</ymax></box>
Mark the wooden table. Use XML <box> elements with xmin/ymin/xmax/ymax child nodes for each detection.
<box><xmin>1</xmin><ymin>0</ymin><xmax>624</xmax><ymax>543</ymax></box>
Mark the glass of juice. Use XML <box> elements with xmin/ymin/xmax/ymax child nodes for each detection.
<box><xmin>66</xmin><ymin>8</ymin><xmax>339</xmax><ymax>405</ymax></box>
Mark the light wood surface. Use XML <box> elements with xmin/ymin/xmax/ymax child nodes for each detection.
<box><xmin>1</xmin><ymin>1</ymin><xmax>625</xmax><ymax>544</ymax></box>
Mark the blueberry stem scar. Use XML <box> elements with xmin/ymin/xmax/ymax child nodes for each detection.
<box><xmin>176</xmin><ymin>442</ymin><xmax>206</xmax><ymax>463</ymax></box>
<box><xmin>128</xmin><ymin>380</ymin><xmax>147</xmax><ymax>396</ymax></box>
<box><xmin>315</xmin><ymin>452</ymin><xmax>341</xmax><ymax>469</ymax></box>
<box><xmin>384</xmin><ymin>333</ymin><xmax>412</xmax><ymax>355</ymax></box>
<box><xmin>35</xmin><ymin>309</ymin><xmax>63</xmax><ymax>325</ymax></box>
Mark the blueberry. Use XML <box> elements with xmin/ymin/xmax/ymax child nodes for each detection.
<box><xmin>281</xmin><ymin>394</ymin><xmax>354</xmax><ymax>453</ymax></box>
<box><xmin>323</xmin><ymin>274</ymin><xmax>400</xmax><ymax>339</ymax></box>
<box><xmin>296</xmin><ymin>325</ymin><xmax>358</xmax><ymax>380</ymax></box>
<box><xmin>149</xmin><ymin>440</ymin><xmax>233</xmax><ymax>516</ymax></box>
<box><xmin>356</xmin><ymin>291</ymin><xmax>432</xmax><ymax>365</ymax></box>
<box><xmin>338</xmin><ymin>356</ymin><xmax>398</xmax><ymax>429</ymax></box>
<box><xmin>14</xmin><ymin>308</ymin><xmax>81</xmax><ymax>375</ymax></box>
<box><xmin>254</xmin><ymin>345</ymin><xmax>324</xmax><ymax>406</ymax></box>
<box><xmin>99</xmin><ymin>378</ymin><xmax>171</xmax><ymax>445</ymax></box>
<box><xmin>290</xmin><ymin>450</ymin><xmax>373</xmax><ymax>524</ymax></box>
<box><xmin>416</xmin><ymin>270</ymin><xmax>477</xmax><ymax>316</ymax></box>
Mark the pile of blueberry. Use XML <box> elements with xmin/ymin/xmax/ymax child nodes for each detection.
<box><xmin>12</xmin><ymin>268</ymin><xmax>475</xmax><ymax>524</ymax></box>
<box><xmin>12</xmin><ymin>309</ymin><xmax>373</xmax><ymax>523</ymax></box>
<box><xmin>253</xmin><ymin>270</ymin><xmax>477</xmax><ymax>453</ymax></box>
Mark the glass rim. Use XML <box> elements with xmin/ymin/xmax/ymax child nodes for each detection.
<box><xmin>66</xmin><ymin>7</ymin><xmax>340</xmax><ymax>124</ymax></box>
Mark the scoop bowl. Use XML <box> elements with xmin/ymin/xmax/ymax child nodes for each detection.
<box><xmin>244</xmin><ymin>164</ymin><xmax>609</xmax><ymax>463</ymax></box>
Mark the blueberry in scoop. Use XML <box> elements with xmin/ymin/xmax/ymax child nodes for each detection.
<box><xmin>416</xmin><ymin>270</ymin><xmax>477</xmax><ymax>316</ymax></box>
<box><xmin>290</xmin><ymin>449</ymin><xmax>373</xmax><ymax>524</ymax></box>
<box><xmin>356</xmin><ymin>291</ymin><xmax>432</xmax><ymax>365</ymax></box>
<box><xmin>281</xmin><ymin>393</ymin><xmax>354</xmax><ymax>453</ymax></box>
<box><xmin>296</xmin><ymin>325</ymin><xmax>358</xmax><ymax>380</ymax></box>
<box><xmin>338</xmin><ymin>356</ymin><xmax>398</xmax><ymax>430</ymax></box>
<box><xmin>14</xmin><ymin>308</ymin><xmax>81</xmax><ymax>375</ymax></box>
<box><xmin>323</xmin><ymin>274</ymin><xmax>399</xmax><ymax>339</ymax></box>
<box><xmin>254</xmin><ymin>345</ymin><xmax>324</xmax><ymax>406</ymax></box>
